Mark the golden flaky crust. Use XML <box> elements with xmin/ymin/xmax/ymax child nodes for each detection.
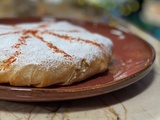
<box><xmin>0</xmin><ymin>21</ymin><xmax>113</xmax><ymax>87</ymax></box>
<box><xmin>0</xmin><ymin>56</ymin><xmax>110</xmax><ymax>87</ymax></box>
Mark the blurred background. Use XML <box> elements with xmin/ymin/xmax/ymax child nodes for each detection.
<box><xmin>0</xmin><ymin>0</ymin><xmax>159</xmax><ymax>39</ymax></box>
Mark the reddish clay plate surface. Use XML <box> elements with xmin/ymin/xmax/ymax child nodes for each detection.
<box><xmin>0</xmin><ymin>17</ymin><xmax>155</xmax><ymax>102</ymax></box>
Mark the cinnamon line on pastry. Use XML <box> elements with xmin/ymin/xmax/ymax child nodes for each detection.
<box><xmin>2</xmin><ymin>34</ymin><xmax>29</xmax><ymax>70</ymax></box>
<box><xmin>3</xmin><ymin>51</ymin><xmax>21</xmax><ymax>70</ymax></box>
<box><xmin>42</xmin><ymin>30</ymin><xmax>103</xmax><ymax>50</ymax></box>
<box><xmin>0</xmin><ymin>31</ymin><xmax>22</xmax><ymax>36</ymax></box>
<box><xmin>33</xmin><ymin>33</ymin><xmax>72</xmax><ymax>58</ymax></box>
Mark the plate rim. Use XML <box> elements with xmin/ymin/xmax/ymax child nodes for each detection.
<box><xmin>0</xmin><ymin>17</ymin><xmax>156</xmax><ymax>101</ymax></box>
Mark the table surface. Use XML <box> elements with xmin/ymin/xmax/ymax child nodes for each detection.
<box><xmin>0</xmin><ymin>19</ymin><xmax>160</xmax><ymax>120</ymax></box>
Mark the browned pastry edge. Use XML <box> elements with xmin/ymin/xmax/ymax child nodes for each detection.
<box><xmin>0</xmin><ymin>54</ymin><xmax>110</xmax><ymax>87</ymax></box>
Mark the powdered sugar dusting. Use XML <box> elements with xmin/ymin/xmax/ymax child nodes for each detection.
<box><xmin>0</xmin><ymin>21</ymin><xmax>113</xmax><ymax>71</ymax></box>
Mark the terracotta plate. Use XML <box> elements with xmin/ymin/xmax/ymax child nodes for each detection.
<box><xmin>0</xmin><ymin>17</ymin><xmax>155</xmax><ymax>102</ymax></box>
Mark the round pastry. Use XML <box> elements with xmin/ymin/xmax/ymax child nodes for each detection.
<box><xmin>0</xmin><ymin>21</ymin><xmax>113</xmax><ymax>87</ymax></box>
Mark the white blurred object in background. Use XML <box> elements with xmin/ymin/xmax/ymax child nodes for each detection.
<box><xmin>141</xmin><ymin>0</ymin><xmax>160</xmax><ymax>26</ymax></box>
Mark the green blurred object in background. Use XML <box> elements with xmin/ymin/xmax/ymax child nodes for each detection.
<box><xmin>78</xmin><ymin>0</ymin><xmax>160</xmax><ymax>39</ymax></box>
<box><xmin>0</xmin><ymin>0</ymin><xmax>159</xmax><ymax>39</ymax></box>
